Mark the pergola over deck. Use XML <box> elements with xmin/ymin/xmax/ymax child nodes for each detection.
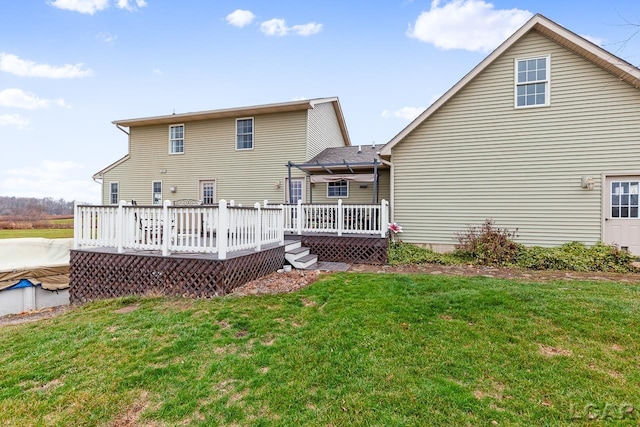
<box><xmin>287</xmin><ymin>145</ymin><xmax>388</xmax><ymax>203</ymax></box>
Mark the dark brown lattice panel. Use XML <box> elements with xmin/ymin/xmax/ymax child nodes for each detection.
<box><xmin>70</xmin><ymin>247</ymin><xmax>284</xmax><ymax>303</ymax></box>
<box><xmin>301</xmin><ymin>236</ymin><xmax>388</xmax><ymax>265</ymax></box>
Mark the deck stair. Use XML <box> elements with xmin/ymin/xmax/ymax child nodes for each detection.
<box><xmin>284</xmin><ymin>238</ymin><xmax>318</xmax><ymax>269</ymax></box>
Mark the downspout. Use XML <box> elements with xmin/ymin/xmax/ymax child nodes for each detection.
<box><xmin>115</xmin><ymin>124</ymin><xmax>130</xmax><ymax>136</ymax></box>
<box><xmin>377</xmin><ymin>156</ymin><xmax>394</xmax><ymax>223</ymax></box>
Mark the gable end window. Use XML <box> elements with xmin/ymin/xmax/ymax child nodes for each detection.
<box><xmin>109</xmin><ymin>182</ymin><xmax>119</xmax><ymax>205</ymax></box>
<box><xmin>515</xmin><ymin>56</ymin><xmax>550</xmax><ymax>108</ymax></box>
<box><xmin>169</xmin><ymin>124</ymin><xmax>184</xmax><ymax>154</ymax></box>
<box><xmin>327</xmin><ymin>180</ymin><xmax>348</xmax><ymax>198</ymax></box>
<box><xmin>236</xmin><ymin>118</ymin><xmax>254</xmax><ymax>150</ymax></box>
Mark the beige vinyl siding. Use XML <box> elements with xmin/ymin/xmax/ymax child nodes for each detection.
<box><xmin>392</xmin><ymin>30</ymin><xmax>640</xmax><ymax>248</ymax></box>
<box><xmin>307</xmin><ymin>102</ymin><xmax>347</xmax><ymax>160</ymax></box>
<box><xmin>309</xmin><ymin>169</ymin><xmax>391</xmax><ymax>205</ymax></box>
<box><xmin>102</xmin><ymin>111</ymin><xmax>308</xmax><ymax>206</ymax></box>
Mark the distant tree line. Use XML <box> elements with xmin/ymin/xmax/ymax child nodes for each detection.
<box><xmin>0</xmin><ymin>196</ymin><xmax>74</xmax><ymax>217</ymax></box>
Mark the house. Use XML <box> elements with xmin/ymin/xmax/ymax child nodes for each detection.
<box><xmin>380</xmin><ymin>14</ymin><xmax>640</xmax><ymax>254</ymax></box>
<box><xmin>94</xmin><ymin>97</ymin><xmax>389</xmax><ymax>207</ymax></box>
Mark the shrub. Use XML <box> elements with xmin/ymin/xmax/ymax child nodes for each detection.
<box><xmin>517</xmin><ymin>242</ymin><xmax>633</xmax><ymax>273</ymax></box>
<box><xmin>455</xmin><ymin>219</ymin><xmax>521</xmax><ymax>266</ymax></box>
<box><xmin>388</xmin><ymin>242</ymin><xmax>464</xmax><ymax>265</ymax></box>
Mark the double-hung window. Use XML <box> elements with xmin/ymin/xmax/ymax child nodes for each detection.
<box><xmin>152</xmin><ymin>181</ymin><xmax>162</xmax><ymax>205</ymax></box>
<box><xmin>515</xmin><ymin>56</ymin><xmax>550</xmax><ymax>107</ymax></box>
<box><xmin>236</xmin><ymin>118</ymin><xmax>254</xmax><ymax>150</ymax></box>
<box><xmin>327</xmin><ymin>180</ymin><xmax>348</xmax><ymax>198</ymax></box>
<box><xmin>109</xmin><ymin>182</ymin><xmax>119</xmax><ymax>205</ymax></box>
<box><xmin>169</xmin><ymin>124</ymin><xmax>184</xmax><ymax>154</ymax></box>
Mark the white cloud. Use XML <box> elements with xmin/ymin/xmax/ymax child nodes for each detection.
<box><xmin>226</xmin><ymin>9</ymin><xmax>255</xmax><ymax>28</ymax></box>
<box><xmin>97</xmin><ymin>32</ymin><xmax>118</xmax><ymax>43</ymax></box>
<box><xmin>48</xmin><ymin>0</ymin><xmax>109</xmax><ymax>15</ymax></box>
<box><xmin>407</xmin><ymin>0</ymin><xmax>532</xmax><ymax>53</ymax></box>
<box><xmin>117</xmin><ymin>0</ymin><xmax>147</xmax><ymax>12</ymax></box>
<box><xmin>1</xmin><ymin>160</ymin><xmax>100</xmax><ymax>202</ymax></box>
<box><xmin>261</xmin><ymin>18</ymin><xmax>289</xmax><ymax>36</ymax></box>
<box><xmin>0</xmin><ymin>89</ymin><xmax>67</xmax><ymax>110</ymax></box>
<box><xmin>381</xmin><ymin>106</ymin><xmax>426</xmax><ymax>121</ymax></box>
<box><xmin>261</xmin><ymin>18</ymin><xmax>323</xmax><ymax>37</ymax></box>
<box><xmin>292</xmin><ymin>22</ymin><xmax>323</xmax><ymax>36</ymax></box>
<box><xmin>581</xmin><ymin>34</ymin><xmax>604</xmax><ymax>47</ymax></box>
<box><xmin>0</xmin><ymin>53</ymin><xmax>92</xmax><ymax>78</ymax></box>
<box><xmin>152</xmin><ymin>68</ymin><xmax>162</xmax><ymax>75</ymax></box>
<box><xmin>0</xmin><ymin>114</ymin><xmax>29</xmax><ymax>129</ymax></box>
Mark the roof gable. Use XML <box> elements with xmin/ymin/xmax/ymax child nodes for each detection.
<box><xmin>380</xmin><ymin>14</ymin><xmax>640</xmax><ymax>156</ymax></box>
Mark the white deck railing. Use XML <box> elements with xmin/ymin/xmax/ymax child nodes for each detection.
<box><xmin>74</xmin><ymin>200</ymin><xmax>285</xmax><ymax>259</ymax></box>
<box><xmin>276</xmin><ymin>199</ymin><xmax>389</xmax><ymax>237</ymax></box>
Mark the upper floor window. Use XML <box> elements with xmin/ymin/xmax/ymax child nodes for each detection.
<box><xmin>515</xmin><ymin>56</ymin><xmax>550</xmax><ymax>108</ymax></box>
<box><xmin>236</xmin><ymin>118</ymin><xmax>254</xmax><ymax>150</ymax></box>
<box><xmin>327</xmin><ymin>180</ymin><xmax>348</xmax><ymax>198</ymax></box>
<box><xmin>169</xmin><ymin>124</ymin><xmax>184</xmax><ymax>154</ymax></box>
<box><xmin>109</xmin><ymin>182</ymin><xmax>119</xmax><ymax>205</ymax></box>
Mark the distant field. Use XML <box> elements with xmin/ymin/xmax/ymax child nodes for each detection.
<box><xmin>0</xmin><ymin>215</ymin><xmax>73</xmax><ymax>236</ymax></box>
<box><xmin>0</xmin><ymin>229</ymin><xmax>73</xmax><ymax>239</ymax></box>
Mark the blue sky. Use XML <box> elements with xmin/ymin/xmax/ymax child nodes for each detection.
<box><xmin>1</xmin><ymin>0</ymin><xmax>639</xmax><ymax>202</ymax></box>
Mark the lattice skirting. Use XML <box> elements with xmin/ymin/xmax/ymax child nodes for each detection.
<box><xmin>69</xmin><ymin>247</ymin><xmax>284</xmax><ymax>303</ymax></box>
<box><xmin>301</xmin><ymin>235</ymin><xmax>388</xmax><ymax>265</ymax></box>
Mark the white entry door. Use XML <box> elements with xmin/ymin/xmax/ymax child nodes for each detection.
<box><xmin>605</xmin><ymin>176</ymin><xmax>640</xmax><ymax>255</ymax></box>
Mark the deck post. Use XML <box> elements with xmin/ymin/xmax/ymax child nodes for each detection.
<box><xmin>381</xmin><ymin>199</ymin><xmax>388</xmax><ymax>238</ymax></box>
<box><xmin>297</xmin><ymin>199</ymin><xmax>303</xmax><ymax>235</ymax></box>
<box><xmin>217</xmin><ymin>199</ymin><xmax>228</xmax><ymax>260</ymax></box>
<box><xmin>117</xmin><ymin>200</ymin><xmax>125</xmax><ymax>253</ymax></box>
<box><xmin>255</xmin><ymin>202</ymin><xmax>262</xmax><ymax>252</ymax></box>
<box><xmin>73</xmin><ymin>201</ymin><xmax>80</xmax><ymax>249</ymax></box>
<box><xmin>162</xmin><ymin>200</ymin><xmax>171</xmax><ymax>256</ymax></box>
<box><xmin>279</xmin><ymin>204</ymin><xmax>285</xmax><ymax>245</ymax></box>
<box><xmin>337</xmin><ymin>199</ymin><xmax>343</xmax><ymax>236</ymax></box>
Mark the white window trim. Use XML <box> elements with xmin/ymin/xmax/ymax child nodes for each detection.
<box><xmin>152</xmin><ymin>180</ymin><xmax>162</xmax><ymax>205</ymax></box>
<box><xmin>327</xmin><ymin>180</ymin><xmax>349</xmax><ymax>199</ymax></box>
<box><xmin>514</xmin><ymin>54</ymin><xmax>551</xmax><ymax>109</ymax></box>
<box><xmin>285</xmin><ymin>177</ymin><xmax>305</xmax><ymax>204</ymax></box>
<box><xmin>109</xmin><ymin>181</ymin><xmax>119</xmax><ymax>205</ymax></box>
<box><xmin>169</xmin><ymin>124</ymin><xmax>185</xmax><ymax>155</ymax></box>
<box><xmin>235</xmin><ymin>117</ymin><xmax>254</xmax><ymax>151</ymax></box>
<box><xmin>199</xmin><ymin>179</ymin><xmax>216</xmax><ymax>205</ymax></box>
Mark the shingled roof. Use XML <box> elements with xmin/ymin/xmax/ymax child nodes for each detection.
<box><xmin>303</xmin><ymin>145</ymin><xmax>385</xmax><ymax>171</ymax></box>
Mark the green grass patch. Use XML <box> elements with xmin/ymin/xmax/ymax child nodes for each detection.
<box><xmin>1</xmin><ymin>274</ymin><xmax>639</xmax><ymax>425</ymax></box>
<box><xmin>0</xmin><ymin>228</ymin><xmax>73</xmax><ymax>239</ymax></box>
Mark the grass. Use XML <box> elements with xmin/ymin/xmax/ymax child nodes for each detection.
<box><xmin>1</xmin><ymin>273</ymin><xmax>639</xmax><ymax>425</ymax></box>
<box><xmin>0</xmin><ymin>228</ymin><xmax>73</xmax><ymax>239</ymax></box>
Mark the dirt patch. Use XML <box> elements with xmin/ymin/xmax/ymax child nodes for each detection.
<box><xmin>114</xmin><ymin>304</ymin><xmax>139</xmax><ymax>314</ymax></box>
<box><xmin>230</xmin><ymin>270</ymin><xmax>320</xmax><ymax>296</ymax></box>
<box><xmin>0</xmin><ymin>305</ymin><xmax>71</xmax><ymax>327</ymax></box>
<box><xmin>111</xmin><ymin>391</ymin><xmax>151</xmax><ymax>427</ymax></box>
<box><xmin>349</xmin><ymin>263</ymin><xmax>640</xmax><ymax>283</ymax></box>
<box><xmin>538</xmin><ymin>343</ymin><xmax>572</xmax><ymax>357</ymax></box>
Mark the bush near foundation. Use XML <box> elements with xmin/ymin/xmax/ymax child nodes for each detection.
<box><xmin>389</xmin><ymin>219</ymin><xmax>634</xmax><ymax>273</ymax></box>
<box><xmin>518</xmin><ymin>242</ymin><xmax>633</xmax><ymax>273</ymax></box>
<box><xmin>455</xmin><ymin>219</ymin><xmax>521</xmax><ymax>266</ymax></box>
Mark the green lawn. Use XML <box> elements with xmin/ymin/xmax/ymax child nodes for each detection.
<box><xmin>0</xmin><ymin>228</ymin><xmax>73</xmax><ymax>239</ymax></box>
<box><xmin>1</xmin><ymin>273</ymin><xmax>639</xmax><ymax>425</ymax></box>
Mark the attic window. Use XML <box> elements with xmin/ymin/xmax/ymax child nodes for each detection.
<box><xmin>515</xmin><ymin>56</ymin><xmax>550</xmax><ymax>108</ymax></box>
